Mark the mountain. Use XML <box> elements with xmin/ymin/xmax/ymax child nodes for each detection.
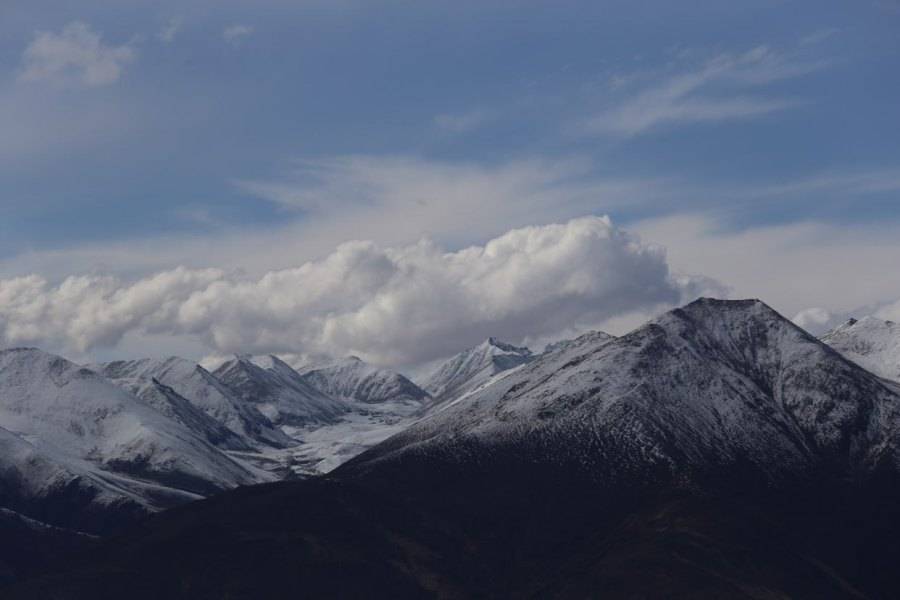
<box><xmin>0</xmin><ymin>508</ymin><xmax>94</xmax><ymax>587</ymax></box>
<box><xmin>299</xmin><ymin>356</ymin><xmax>429</xmax><ymax>405</ymax></box>
<box><xmin>212</xmin><ymin>355</ymin><xmax>348</xmax><ymax>427</ymax></box>
<box><xmin>822</xmin><ymin>316</ymin><xmax>900</xmax><ymax>383</ymax></box>
<box><xmin>281</xmin><ymin>356</ymin><xmax>430</xmax><ymax>475</ymax></box>
<box><xmin>359</xmin><ymin>298</ymin><xmax>900</xmax><ymax>483</ymax></box>
<box><xmin>0</xmin><ymin>349</ymin><xmax>269</xmax><ymax>534</ymax></box>
<box><xmin>420</xmin><ymin>337</ymin><xmax>534</xmax><ymax>403</ymax></box>
<box><xmin>542</xmin><ymin>330</ymin><xmax>615</xmax><ymax>355</ymax></box>
<box><xmin>89</xmin><ymin>371</ymin><xmax>252</xmax><ymax>451</ymax></box>
<box><xmin>12</xmin><ymin>299</ymin><xmax>900</xmax><ymax>598</ymax></box>
<box><xmin>95</xmin><ymin>357</ymin><xmax>293</xmax><ymax>449</ymax></box>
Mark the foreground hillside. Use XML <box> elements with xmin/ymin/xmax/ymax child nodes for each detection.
<box><xmin>8</xmin><ymin>299</ymin><xmax>900</xmax><ymax>598</ymax></box>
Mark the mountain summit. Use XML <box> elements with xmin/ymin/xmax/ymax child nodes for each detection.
<box><xmin>421</xmin><ymin>337</ymin><xmax>534</xmax><ymax>403</ymax></box>
<box><xmin>299</xmin><ymin>356</ymin><xmax>429</xmax><ymax>405</ymax></box>
<box><xmin>7</xmin><ymin>299</ymin><xmax>900</xmax><ymax>598</ymax></box>
<box><xmin>357</xmin><ymin>298</ymin><xmax>900</xmax><ymax>483</ymax></box>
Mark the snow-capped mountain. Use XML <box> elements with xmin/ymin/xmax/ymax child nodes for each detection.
<box><xmin>357</xmin><ymin>299</ymin><xmax>900</xmax><ymax>483</ymax></box>
<box><xmin>95</xmin><ymin>357</ymin><xmax>293</xmax><ymax>449</ymax></box>
<box><xmin>420</xmin><ymin>337</ymin><xmax>534</xmax><ymax>403</ymax></box>
<box><xmin>0</xmin><ymin>349</ymin><xmax>269</xmax><ymax>534</ymax></box>
<box><xmin>19</xmin><ymin>299</ymin><xmax>900</xmax><ymax>599</ymax></box>
<box><xmin>542</xmin><ymin>330</ymin><xmax>615</xmax><ymax>355</ymax></box>
<box><xmin>89</xmin><ymin>371</ymin><xmax>252</xmax><ymax>451</ymax></box>
<box><xmin>212</xmin><ymin>355</ymin><xmax>348</xmax><ymax>427</ymax></box>
<box><xmin>299</xmin><ymin>356</ymin><xmax>429</xmax><ymax>405</ymax></box>
<box><xmin>822</xmin><ymin>316</ymin><xmax>900</xmax><ymax>383</ymax></box>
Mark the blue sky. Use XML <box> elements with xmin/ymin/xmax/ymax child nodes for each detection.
<box><xmin>2</xmin><ymin>1</ymin><xmax>900</xmax><ymax>363</ymax></box>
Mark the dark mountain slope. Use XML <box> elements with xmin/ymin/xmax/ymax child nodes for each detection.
<box><xmin>7</xmin><ymin>299</ymin><xmax>900</xmax><ymax>598</ymax></box>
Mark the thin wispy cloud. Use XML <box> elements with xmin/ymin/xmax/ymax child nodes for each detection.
<box><xmin>19</xmin><ymin>21</ymin><xmax>136</xmax><ymax>87</ymax></box>
<box><xmin>585</xmin><ymin>45</ymin><xmax>827</xmax><ymax>136</ymax></box>
<box><xmin>223</xmin><ymin>25</ymin><xmax>254</xmax><ymax>45</ymax></box>
<box><xmin>158</xmin><ymin>17</ymin><xmax>183</xmax><ymax>44</ymax></box>
<box><xmin>799</xmin><ymin>27</ymin><xmax>840</xmax><ymax>47</ymax></box>
<box><xmin>751</xmin><ymin>169</ymin><xmax>900</xmax><ymax>197</ymax></box>
<box><xmin>232</xmin><ymin>155</ymin><xmax>666</xmax><ymax>224</ymax></box>
<box><xmin>434</xmin><ymin>109</ymin><xmax>493</xmax><ymax>134</ymax></box>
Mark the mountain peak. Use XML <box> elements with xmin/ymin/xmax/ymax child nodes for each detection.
<box><xmin>822</xmin><ymin>315</ymin><xmax>900</xmax><ymax>383</ymax></box>
<box><xmin>212</xmin><ymin>354</ymin><xmax>347</xmax><ymax>427</ymax></box>
<box><xmin>482</xmin><ymin>337</ymin><xmax>531</xmax><ymax>355</ymax></box>
<box><xmin>359</xmin><ymin>297</ymin><xmax>900</xmax><ymax>487</ymax></box>
<box><xmin>422</xmin><ymin>337</ymin><xmax>534</xmax><ymax>402</ymax></box>
<box><xmin>300</xmin><ymin>357</ymin><xmax>428</xmax><ymax>405</ymax></box>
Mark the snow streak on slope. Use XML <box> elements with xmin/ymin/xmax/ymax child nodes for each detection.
<box><xmin>95</xmin><ymin>357</ymin><xmax>293</xmax><ymax>449</ymax></box>
<box><xmin>822</xmin><ymin>317</ymin><xmax>900</xmax><ymax>383</ymax></box>
<box><xmin>0</xmin><ymin>349</ymin><xmax>270</xmax><ymax>532</ymax></box>
<box><xmin>421</xmin><ymin>338</ymin><xmax>534</xmax><ymax>404</ymax></box>
<box><xmin>356</xmin><ymin>299</ymin><xmax>900</xmax><ymax>484</ymax></box>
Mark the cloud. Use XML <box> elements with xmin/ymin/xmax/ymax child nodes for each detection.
<box><xmin>19</xmin><ymin>21</ymin><xmax>136</xmax><ymax>87</ymax></box>
<box><xmin>799</xmin><ymin>28</ymin><xmax>840</xmax><ymax>47</ymax></box>
<box><xmin>434</xmin><ymin>109</ymin><xmax>492</xmax><ymax>134</ymax></box>
<box><xmin>0</xmin><ymin>155</ymin><xmax>675</xmax><ymax>286</ymax></box>
<box><xmin>876</xmin><ymin>302</ymin><xmax>900</xmax><ymax>323</ymax></box>
<box><xmin>792</xmin><ymin>307</ymin><xmax>847</xmax><ymax>335</ymax></box>
<box><xmin>233</xmin><ymin>154</ymin><xmax>661</xmax><ymax>223</ymax></box>
<box><xmin>633</xmin><ymin>214</ymin><xmax>900</xmax><ymax>321</ymax></box>
<box><xmin>158</xmin><ymin>17</ymin><xmax>183</xmax><ymax>44</ymax></box>
<box><xmin>223</xmin><ymin>25</ymin><xmax>254</xmax><ymax>44</ymax></box>
<box><xmin>0</xmin><ymin>217</ymin><xmax>705</xmax><ymax>366</ymax></box>
<box><xmin>586</xmin><ymin>45</ymin><xmax>825</xmax><ymax>136</ymax></box>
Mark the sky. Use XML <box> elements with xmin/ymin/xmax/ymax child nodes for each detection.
<box><xmin>1</xmin><ymin>0</ymin><xmax>900</xmax><ymax>368</ymax></box>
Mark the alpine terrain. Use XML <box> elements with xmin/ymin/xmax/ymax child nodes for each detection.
<box><xmin>6</xmin><ymin>299</ymin><xmax>900</xmax><ymax>599</ymax></box>
<box><xmin>822</xmin><ymin>316</ymin><xmax>900</xmax><ymax>383</ymax></box>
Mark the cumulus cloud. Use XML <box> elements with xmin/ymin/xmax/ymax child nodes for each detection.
<box><xmin>0</xmin><ymin>217</ymin><xmax>705</xmax><ymax>366</ymax></box>
<box><xmin>19</xmin><ymin>21</ymin><xmax>136</xmax><ymax>86</ymax></box>
<box><xmin>223</xmin><ymin>25</ymin><xmax>254</xmax><ymax>44</ymax></box>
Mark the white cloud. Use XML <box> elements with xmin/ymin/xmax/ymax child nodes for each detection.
<box><xmin>633</xmin><ymin>214</ymin><xmax>900</xmax><ymax>321</ymax></box>
<box><xmin>0</xmin><ymin>155</ymin><xmax>674</xmax><ymax>286</ymax></box>
<box><xmin>233</xmin><ymin>154</ymin><xmax>662</xmax><ymax>225</ymax></box>
<box><xmin>586</xmin><ymin>45</ymin><xmax>824</xmax><ymax>136</ymax></box>
<box><xmin>434</xmin><ymin>109</ymin><xmax>492</xmax><ymax>134</ymax></box>
<box><xmin>19</xmin><ymin>21</ymin><xmax>136</xmax><ymax>87</ymax></box>
<box><xmin>223</xmin><ymin>25</ymin><xmax>254</xmax><ymax>44</ymax></box>
<box><xmin>0</xmin><ymin>217</ymin><xmax>704</xmax><ymax>366</ymax></box>
<box><xmin>876</xmin><ymin>302</ymin><xmax>900</xmax><ymax>323</ymax></box>
<box><xmin>792</xmin><ymin>307</ymin><xmax>847</xmax><ymax>335</ymax></box>
<box><xmin>158</xmin><ymin>17</ymin><xmax>183</xmax><ymax>44</ymax></box>
<box><xmin>799</xmin><ymin>28</ymin><xmax>840</xmax><ymax>47</ymax></box>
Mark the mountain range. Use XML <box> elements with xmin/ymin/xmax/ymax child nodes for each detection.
<box><xmin>3</xmin><ymin>299</ymin><xmax>900</xmax><ymax>597</ymax></box>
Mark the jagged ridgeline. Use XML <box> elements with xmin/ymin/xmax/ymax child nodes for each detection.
<box><xmin>3</xmin><ymin>299</ymin><xmax>900</xmax><ymax>598</ymax></box>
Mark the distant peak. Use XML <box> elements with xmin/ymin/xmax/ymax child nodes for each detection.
<box><xmin>685</xmin><ymin>297</ymin><xmax>765</xmax><ymax>310</ymax></box>
<box><xmin>482</xmin><ymin>337</ymin><xmax>531</xmax><ymax>355</ymax></box>
<box><xmin>1</xmin><ymin>347</ymin><xmax>45</xmax><ymax>355</ymax></box>
<box><xmin>676</xmin><ymin>297</ymin><xmax>781</xmax><ymax>321</ymax></box>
